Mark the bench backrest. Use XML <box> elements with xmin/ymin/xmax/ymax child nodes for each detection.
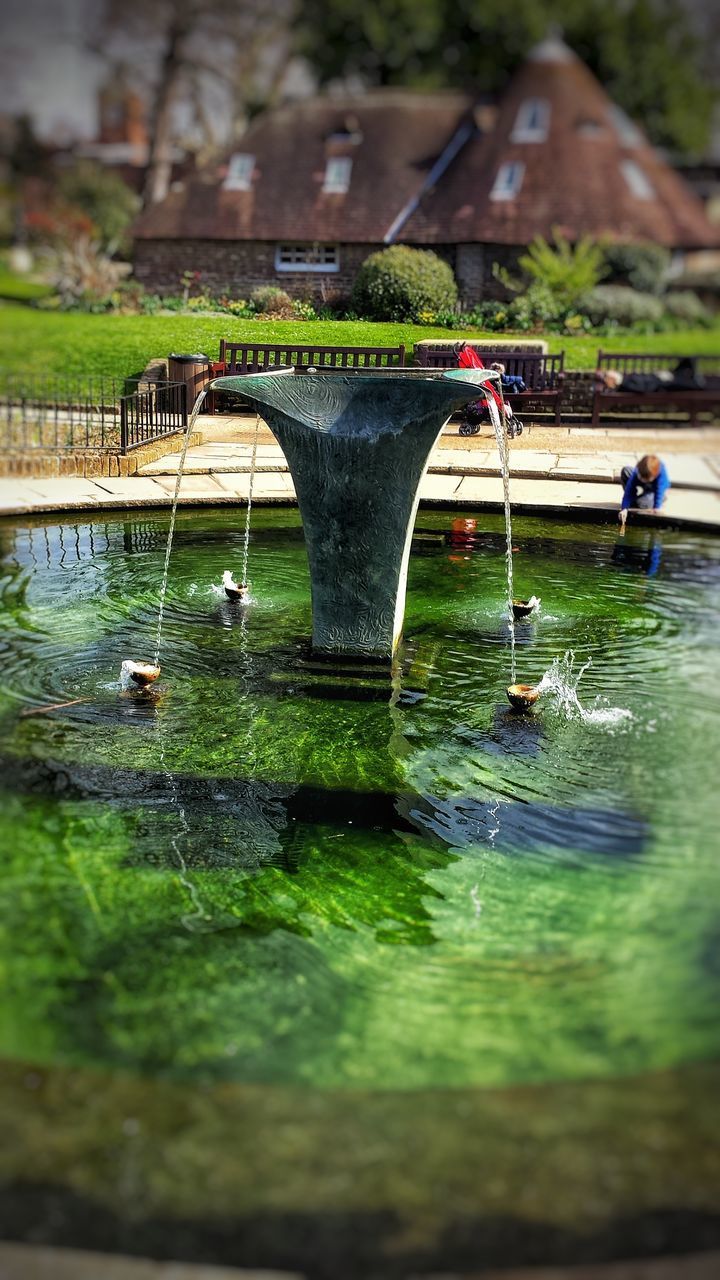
<box><xmin>413</xmin><ymin>346</ymin><xmax>564</xmax><ymax>390</ymax></box>
<box><xmin>219</xmin><ymin>341</ymin><xmax>406</xmax><ymax>373</ymax></box>
<box><xmin>596</xmin><ymin>350</ymin><xmax>720</xmax><ymax>376</ymax></box>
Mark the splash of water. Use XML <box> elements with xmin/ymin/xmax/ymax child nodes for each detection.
<box><xmin>535</xmin><ymin>651</ymin><xmax>632</xmax><ymax>728</ymax></box>
<box><xmin>487</xmin><ymin>389</ymin><xmax>516</xmax><ymax>680</ymax></box>
<box><xmin>154</xmin><ymin>388</ymin><xmax>207</xmax><ymax>666</ymax></box>
<box><xmin>239</xmin><ymin>413</ymin><xmax>261</xmax><ymax>590</ymax></box>
<box><xmin>119</xmin><ymin>660</ymin><xmax>134</xmax><ymax>691</ymax></box>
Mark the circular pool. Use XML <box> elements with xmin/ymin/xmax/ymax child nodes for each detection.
<box><xmin>1</xmin><ymin>507</ymin><xmax>719</xmax><ymax>1272</ymax></box>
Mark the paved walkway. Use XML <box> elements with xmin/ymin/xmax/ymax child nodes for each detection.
<box><xmin>2</xmin><ymin>1242</ymin><xmax>719</xmax><ymax>1280</ymax></box>
<box><xmin>1</xmin><ymin>419</ymin><xmax>719</xmax><ymax>531</ymax></box>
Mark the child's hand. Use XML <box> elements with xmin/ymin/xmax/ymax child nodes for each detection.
<box><xmin>618</xmin><ymin>508</ymin><xmax>628</xmax><ymax>527</ymax></box>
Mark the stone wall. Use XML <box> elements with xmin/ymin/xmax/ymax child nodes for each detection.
<box><xmin>133</xmin><ymin>239</ymin><xmax>382</xmax><ymax>305</ymax></box>
<box><xmin>0</xmin><ymin>430</ymin><xmax>202</xmax><ymax>480</ymax></box>
<box><xmin>560</xmin><ymin>370</ymin><xmax>596</xmax><ymax>417</ymax></box>
<box><xmin>133</xmin><ymin>238</ymin><xmax>548</xmax><ymax>308</ymax></box>
<box><xmin>455</xmin><ymin>244</ymin><xmax>522</xmax><ymax>305</ymax></box>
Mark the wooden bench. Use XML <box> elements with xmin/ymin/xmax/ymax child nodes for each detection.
<box><xmin>592</xmin><ymin>351</ymin><xmax>720</xmax><ymax>427</ymax></box>
<box><xmin>218</xmin><ymin>341</ymin><xmax>406</xmax><ymax>373</ymax></box>
<box><xmin>413</xmin><ymin>345</ymin><xmax>565</xmax><ymax>424</ymax></box>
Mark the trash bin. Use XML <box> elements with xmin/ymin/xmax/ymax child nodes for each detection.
<box><xmin>167</xmin><ymin>352</ymin><xmax>211</xmax><ymax>413</ymax></box>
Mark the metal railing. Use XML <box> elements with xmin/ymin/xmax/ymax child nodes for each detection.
<box><xmin>120</xmin><ymin>381</ymin><xmax>188</xmax><ymax>452</ymax></box>
<box><xmin>0</xmin><ymin>372</ymin><xmax>188</xmax><ymax>455</ymax></box>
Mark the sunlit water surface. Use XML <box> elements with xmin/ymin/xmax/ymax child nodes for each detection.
<box><xmin>1</xmin><ymin>508</ymin><xmax>719</xmax><ymax>1270</ymax></box>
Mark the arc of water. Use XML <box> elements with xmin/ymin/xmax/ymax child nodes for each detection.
<box><xmin>239</xmin><ymin>413</ymin><xmax>260</xmax><ymax>588</ymax></box>
<box><xmin>154</xmin><ymin>388</ymin><xmax>207</xmax><ymax>667</ymax></box>
<box><xmin>486</xmin><ymin>392</ymin><xmax>516</xmax><ymax>682</ymax></box>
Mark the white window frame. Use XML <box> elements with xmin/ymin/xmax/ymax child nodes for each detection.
<box><xmin>223</xmin><ymin>153</ymin><xmax>255</xmax><ymax>191</ymax></box>
<box><xmin>511</xmin><ymin>99</ymin><xmax>550</xmax><ymax>143</ymax></box>
<box><xmin>322</xmin><ymin>156</ymin><xmax>352</xmax><ymax>194</ymax></box>
<box><xmin>490</xmin><ymin>161</ymin><xmax>525</xmax><ymax>201</ymax></box>
<box><xmin>620</xmin><ymin>159</ymin><xmax>654</xmax><ymax>200</ymax></box>
<box><xmin>275</xmin><ymin>243</ymin><xmax>340</xmax><ymax>273</ymax></box>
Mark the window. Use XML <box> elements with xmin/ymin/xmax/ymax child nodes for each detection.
<box><xmin>275</xmin><ymin>243</ymin><xmax>340</xmax><ymax>273</ymax></box>
<box><xmin>322</xmin><ymin>156</ymin><xmax>352</xmax><ymax>194</ymax></box>
<box><xmin>489</xmin><ymin>161</ymin><xmax>525</xmax><ymax>201</ymax></box>
<box><xmin>620</xmin><ymin>159</ymin><xmax>655</xmax><ymax>200</ymax></box>
<box><xmin>576</xmin><ymin>118</ymin><xmax>605</xmax><ymax>139</ymax></box>
<box><xmin>511</xmin><ymin>99</ymin><xmax>550</xmax><ymax>143</ymax></box>
<box><xmin>223</xmin><ymin>153</ymin><xmax>255</xmax><ymax>191</ymax></box>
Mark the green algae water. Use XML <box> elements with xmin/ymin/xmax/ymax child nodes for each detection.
<box><xmin>1</xmin><ymin>507</ymin><xmax>719</xmax><ymax>1272</ymax></box>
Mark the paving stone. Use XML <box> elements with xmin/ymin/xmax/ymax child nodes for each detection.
<box><xmin>413</xmin><ymin>1252</ymin><xmax>720</xmax><ymax>1279</ymax></box>
<box><xmin>420</xmin><ymin>474</ymin><xmax>464</xmax><ymax>500</ymax></box>
<box><xmin>148</xmin><ymin>475</ymin><xmax>228</xmax><ymax>497</ymax></box>
<box><xmin>93</xmin><ymin>478</ymin><xmax>168</xmax><ymax>499</ymax></box>
<box><xmin>3</xmin><ymin>443</ymin><xmax>720</xmax><ymax>530</ymax></box>
<box><xmin>0</xmin><ymin>1242</ymin><xmax>303</xmax><ymax>1280</ymax></box>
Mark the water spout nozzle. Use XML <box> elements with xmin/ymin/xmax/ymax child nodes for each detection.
<box><xmin>512</xmin><ymin>596</ymin><xmax>540</xmax><ymax>620</ymax></box>
<box><xmin>122</xmin><ymin>660</ymin><xmax>161</xmax><ymax>688</ymax></box>
<box><xmin>506</xmin><ymin>683</ymin><xmax>540</xmax><ymax>712</ymax></box>
<box><xmin>222</xmin><ymin>569</ymin><xmax>250</xmax><ymax>600</ymax></box>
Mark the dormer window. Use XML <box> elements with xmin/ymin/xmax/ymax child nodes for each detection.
<box><xmin>323</xmin><ymin>156</ymin><xmax>352</xmax><ymax>194</ymax></box>
<box><xmin>576</xmin><ymin>117</ymin><xmax>605</xmax><ymax>139</ymax></box>
<box><xmin>621</xmin><ymin>159</ymin><xmax>654</xmax><ymax>200</ymax></box>
<box><xmin>223</xmin><ymin>153</ymin><xmax>255</xmax><ymax>191</ymax></box>
<box><xmin>511</xmin><ymin>99</ymin><xmax>550</xmax><ymax>143</ymax></box>
<box><xmin>490</xmin><ymin>161</ymin><xmax>525</xmax><ymax>201</ymax></box>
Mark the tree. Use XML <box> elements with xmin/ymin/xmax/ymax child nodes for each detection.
<box><xmin>295</xmin><ymin>0</ymin><xmax>715</xmax><ymax>156</ymax></box>
<box><xmin>58</xmin><ymin>162</ymin><xmax>139</xmax><ymax>253</ymax></box>
<box><xmin>96</xmin><ymin>0</ymin><xmax>298</xmax><ymax>207</ymax></box>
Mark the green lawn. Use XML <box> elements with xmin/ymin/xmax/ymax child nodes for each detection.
<box><xmin>0</xmin><ymin>269</ymin><xmax>53</xmax><ymax>304</ymax></box>
<box><xmin>1</xmin><ymin>303</ymin><xmax>719</xmax><ymax>379</ymax></box>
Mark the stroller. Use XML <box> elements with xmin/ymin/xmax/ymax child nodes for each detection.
<box><xmin>459</xmin><ymin>396</ymin><xmax>523</xmax><ymax>438</ymax></box>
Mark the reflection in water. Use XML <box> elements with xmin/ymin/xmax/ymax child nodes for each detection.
<box><xmin>612</xmin><ymin>530</ymin><xmax>663</xmax><ymax>576</ymax></box>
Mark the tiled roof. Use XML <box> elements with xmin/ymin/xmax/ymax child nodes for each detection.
<box><xmin>132</xmin><ymin>90</ymin><xmax>473</xmax><ymax>243</ymax></box>
<box><xmin>132</xmin><ymin>43</ymin><xmax>719</xmax><ymax>251</ymax></box>
<box><xmin>402</xmin><ymin>40</ymin><xmax>718</xmax><ymax>248</ymax></box>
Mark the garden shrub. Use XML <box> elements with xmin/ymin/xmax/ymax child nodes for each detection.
<box><xmin>464</xmin><ymin>301</ymin><xmax>512</xmax><ymax>331</ymax></box>
<box><xmin>663</xmin><ymin>290</ymin><xmax>712</xmax><ymax>326</ymax></box>
<box><xmin>602</xmin><ymin>242</ymin><xmax>670</xmax><ymax>295</ymax></box>
<box><xmin>291</xmin><ymin>298</ymin><xmax>319</xmax><ymax>320</ymax></box>
<box><xmin>250</xmin><ymin>285</ymin><xmax>293</xmax><ymax>315</ymax></box>
<box><xmin>351</xmin><ymin>246</ymin><xmax>458</xmax><ymax>322</ymax></box>
<box><xmin>517</xmin><ymin>232</ymin><xmax>605</xmax><ymax>308</ymax></box>
<box><xmin>507</xmin><ymin>282</ymin><xmax>567</xmax><ymax>331</ymax></box>
<box><xmin>579</xmin><ymin>285</ymin><xmax>664</xmax><ymax>328</ymax></box>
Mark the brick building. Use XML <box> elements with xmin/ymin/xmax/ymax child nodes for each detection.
<box><xmin>131</xmin><ymin>36</ymin><xmax>719</xmax><ymax>306</ymax></box>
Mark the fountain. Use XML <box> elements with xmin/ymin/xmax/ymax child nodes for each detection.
<box><xmin>210</xmin><ymin>366</ymin><xmax>508</xmax><ymax>660</ymax></box>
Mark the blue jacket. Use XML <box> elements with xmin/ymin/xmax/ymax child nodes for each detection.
<box><xmin>621</xmin><ymin>462</ymin><xmax>670</xmax><ymax>511</ymax></box>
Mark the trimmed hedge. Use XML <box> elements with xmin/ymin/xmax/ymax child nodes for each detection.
<box><xmin>352</xmin><ymin>246</ymin><xmax>458</xmax><ymax>322</ymax></box>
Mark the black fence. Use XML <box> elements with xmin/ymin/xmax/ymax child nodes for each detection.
<box><xmin>120</xmin><ymin>381</ymin><xmax>188</xmax><ymax>452</ymax></box>
<box><xmin>0</xmin><ymin>372</ymin><xmax>188</xmax><ymax>455</ymax></box>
